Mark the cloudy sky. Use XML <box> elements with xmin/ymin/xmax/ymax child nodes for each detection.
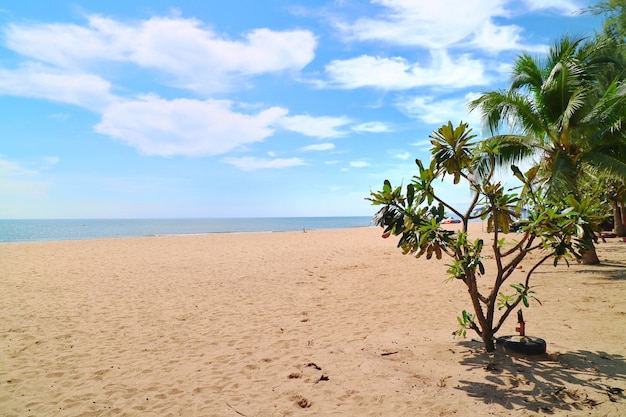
<box><xmin>1</xmin><ymin>1</ymin><xmax>602</xmax><ymax>218</ymax></box>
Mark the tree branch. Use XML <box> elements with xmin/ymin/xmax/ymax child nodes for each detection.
<box><xmin>431</xmin><ymin>193</ymin><xmax>464</xmax><ymax>220</ymax></box>
<box><xmin>493</xmin><ymin>297</ymin><xmax>523</xmax><ymax>334</ymax></box>
<box><xmin>525</xmin><ymin>253</ymin><xmax>553</xmax><ymax>287</ymax></box>
<box><xmin>501</xmin><ymin>232</ymin><xmax>530</xmax><ymax>257</ymax></box>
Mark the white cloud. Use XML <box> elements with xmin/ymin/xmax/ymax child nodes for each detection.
<box><xmin>395</xmin><ymin>93</ymin><xmax>482</xmax><ymax>127</ymax></box>
<box><xmin>523</xmin><ymin>0</ymin><xmax>581</xmax><ymax>14</ymax></box>
<box><xmin>49</xmin><ymin>113</ymin><xmax>72</xmax><ymax>120</ymax></box>
<box><xmin>4</xmin><ymin>14</ymin><xmax>317</xmax><ymax>94</ymax></box>
<box><xmin>337</xmin><ymin>0</ymin><xmax>512</xmax><ymax>49</ymax></box>
<box><xmin>130</xmin><ymin>21</ymin><xmax>317</xmax><ymax>93</ymax></box>
<box><xmin>323</xmin><ymin>50</ymin><xmax>488</xmax><ymax>90</ymax></box>
<box><xmin>468</xmin><ymin>21</ymin><xmax>525</xmax><ymax>53</ymax></box>
<box><xmin>0</xmin><ymin>158</ymin><xmax>38</xmax><ymax>176</ymax></box>
<box><xmin>410</xmin><ymin>139</ymin><xmax>432</xmax><ymax>149</ymax></box>
<box><xmin>41</xmin><ymin>156</ymin><xmax>60</xmax><ymax>168</ymax></box>
<box><xmin>0</xmin><ymin>157</ymin><xmax>49</xmax><ymax>200</ymax></box>
<box><xmin>301</xmin><ymin>143</ymin><xmax>335</xmax><ymax>151</ymax></box>
<box><xmin>0</xmin><ymin>155</ymin><xmax>58</xmax><ymax>175</ymax></box>
<box><xmin>222</xmin><ymin>156</ymin><xmax>306</xmax><ymax>170</ymax></box>
<box><xmin>395</xmin><ymin>152</ymin><xmax>410</xmax><ymax>160</ymax></box>
<box><xmin>0</xmin><ymin>63</ymin><xmax>117</xmax><ymax>111</ymax></box>
<box><xmin>334</xmin><ymin>0</ymin><xmax>563</xmax><ymax>52</ymax></box>
<box><xmin>4</xmin><ymin>17</ymin><xmax>134</xmax><ymax>68</ymax></box>
<box><xmin>278</xmin><ymin>114</ymin><xmax>352</xmax><ymax>138</ymax></box>
<box><xmin>95</xmin><ymin>96</ymin><xmax>288</xmax><ymax>156</ymax></box>
<box><xmin>349</xmin><ymin>161</ymin><xmax>370</xmax><ymax>168</ymax></box>
<box><xmin>352</xmin><ymin>121</ymin><xmax>392</xmax><ymax>133</ymax></box>
<box><xmin>0</xmin><ymin>14</ymin><xmax>327</xmax><ymax>157</ymax></box>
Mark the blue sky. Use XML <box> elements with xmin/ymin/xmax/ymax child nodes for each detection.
<box><xmin>0</xmin><ymin>1</ymin><xmax>603</xmax><ymax>218</ymax></box>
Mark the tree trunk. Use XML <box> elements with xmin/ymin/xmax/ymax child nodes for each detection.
<box><xmin>615</xmin><ymin>202</ymin><xmax>626</xmax><ymax>237</ymax></box>
<box><xmin>621</xmin><ymin>201</ymin><xmax>626</xmax><ymax>233</ymax></box>
<box><xmin>581</xmin><ymin>248</ymin><xmax>600</xmax><ymax>265</ymax></box>
<box><xmin>483</xmin><ymin>332</ymin><xmax>496</xmax><ymax>352</ymax></box>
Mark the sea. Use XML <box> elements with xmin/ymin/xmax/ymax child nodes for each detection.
<box><xmin>0</xmin><ymin>217</ymin><xmax>375</xmax><ymax>243</ymax></box>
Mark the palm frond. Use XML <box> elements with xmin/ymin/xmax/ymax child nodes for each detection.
<box><xmin>473</xmin><ymin>134</ymin><xmax>540</xmax><ymax>179</ymax></box>
<box><xmin>468</xmin><ymin>90</ymin><xmax>553</xmax><ymax>143</ymax></box>
<box><xmin>583</xmin><ymin>80</ymin><xmax>626</xmax><ymax>126</ymax></box>
<box><xmin>469</xmin><ymin>34</ymin><xmax>626</xmax><ymax>200</ymax></box>
<box><xmin>544</xmin><ymin>148</ymin><xmax>578</xmax><ymax>197</ymax></box>
<box><xmin>560</xmin><ymin>86</ymin><xmax>589</xmax><ymax>133</ymax></box>
<box><xmin>580</xmin><ymin>151</ymin><xmax>626</xmax><ymax>182</ymax></box>
<box><xmin>511</xmin><ymin>53</ymin><xmax>544</xmax><ymax>93</ymax></box>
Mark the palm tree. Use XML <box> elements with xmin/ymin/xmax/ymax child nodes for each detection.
<box><xmin>585</xmin><ymin>10</ymin><xmax>626</xmax><ymax>234</ymax></box>
<box><xmin>611</xmin><ymin>182</ymin><xmax>626</xmax><ymax>235</ymax></box>
<box><xmin>469</xmin><ymin>35</ymin><xmax>626</xmax><ymax>263</ymax></box>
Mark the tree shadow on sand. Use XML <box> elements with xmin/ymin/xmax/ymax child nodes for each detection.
<box><xmin>577</xmin><ymin>262</ymin><xmax>626</xmax><ymax>281</ymax></box>
<box><xmin>454</xmin><ymin>340</ymin><xmax>625</xmax><ymax>414</ymax></box>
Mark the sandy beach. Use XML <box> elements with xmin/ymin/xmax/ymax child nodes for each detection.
<box><xmin>1</xmin><ymin>224</ymin><xmax>625</xmax><ymax>416</ymax></box>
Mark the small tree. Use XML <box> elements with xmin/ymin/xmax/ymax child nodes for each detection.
<box><xmin>368</xmin><ymin>121</ymin><xmax>599</xmax><ymax>352</ymax></box>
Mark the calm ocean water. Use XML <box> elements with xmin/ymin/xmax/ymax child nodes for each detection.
<box><xmin>0</xmin><ymin>217</ymin><xmax>375</xmax><ymax>243</ymax></box>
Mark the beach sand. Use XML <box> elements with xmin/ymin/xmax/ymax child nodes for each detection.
<box><xmin>1</xmin><ymin>224</ymin><xmax>625</xmax><ymax>416</ymax></box>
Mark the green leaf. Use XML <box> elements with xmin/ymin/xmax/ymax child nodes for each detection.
<box><xmin>407</xmin><ymin>183</ymin><xmax>415</xmax><ymax>206</ymax></box>
<box><xmin>511</xmin><ymin>165</ymin><xmax>525</xmax><ymax>182</ymax></box>
<box><xmin>463</xmin><ymin>310</ymin><xmax>473</xmax><ymax>322</ymax></box>
<box><xmin>383</xmin><ymin>180</ymin><xmax>391</xmax><ymax>193</ymax></box>
<box><xmin>575</xmin><ymin>224</ymin><xmax>584</xmax><ymax>238</ymax></box>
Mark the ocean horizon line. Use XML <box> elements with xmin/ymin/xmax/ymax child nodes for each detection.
<box><xmin>1</xmin><ymin>215</ymin><xmax>373</xmax><ymax>220</ymax></box>
<box><xmin>0</xmin><ymin>216</ymin><xmax>375</xmax><ymax>243</ymax></box>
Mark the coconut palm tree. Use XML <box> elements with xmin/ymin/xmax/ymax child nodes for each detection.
<box><xmin>611</xmin><ymin>182</ymin><xmax>626</xmax><ymax>235</ymax></box>
<box><xmin>469</xmin><ymin>35</ymin><xmax>626</xmax><ymax>263</ymax></box>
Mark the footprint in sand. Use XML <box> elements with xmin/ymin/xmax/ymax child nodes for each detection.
<box><xmin>291</xmin><ymin>394</ymin><xmax>312</xmax><ymax>408</ymax></box>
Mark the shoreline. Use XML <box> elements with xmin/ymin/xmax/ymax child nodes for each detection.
<box><xmin>0</xmin><ymin>225</ymin><xmax>377</xmax><ymax>244</ymax></box>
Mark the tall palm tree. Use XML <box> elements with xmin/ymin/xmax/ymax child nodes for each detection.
<box><xmin>584</xmin><ymin>9</ymin><xmax>626</xmax><ymax>233</ymax></box>
<box><xmin>469</xmin><ymin>35</ymin><xmax>626</xmax><ymax>263</ymax></box>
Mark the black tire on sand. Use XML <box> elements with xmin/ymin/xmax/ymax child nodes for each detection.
<box><xmin>496</xmin><ymin>335</ymin><xmax>547</xmax><ymax>355</ymax></box>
